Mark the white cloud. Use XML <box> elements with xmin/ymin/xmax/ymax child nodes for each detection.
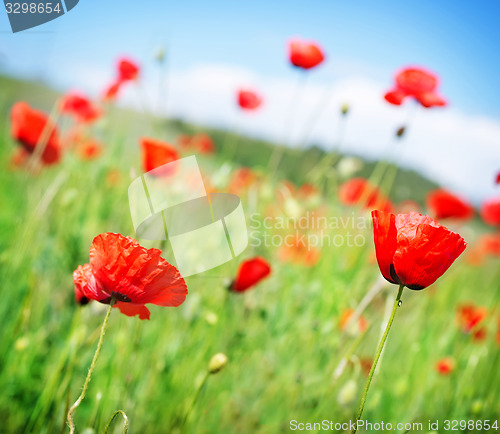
<box><xmin>57</xmin><ymin>60</ymin><xmax>500</xmax><ymax>204</ymax></box>
<box><xmin>163</xmin><ymin>63</ymin><xmax>500</xmax><ymax>204</ymax></box>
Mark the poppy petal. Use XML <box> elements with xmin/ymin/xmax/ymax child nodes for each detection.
<box><xmin>371</xmin><ymin>210</ymin><xmax>399</xmax><ymax>284</ymax></box>
<box><xmin>114</xmin><ymin>301</ymin><xmax>150</xmax><ymax>320</ymax></box>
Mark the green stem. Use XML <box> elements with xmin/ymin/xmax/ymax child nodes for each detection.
<box><xmin>103</xmin><ymin>410</ymin><xmax>129</xmax><ymax>434</ymax></box>
<box><xmin>182</xmin><ymin>371</ymin><xmax>210</xmax><ymax>427</ymax></box>
<box><xmin>67</xmin><ymin>302</ymin><xmax>114</xmax><ymax>434</ymax></box>
<box><xmin>351</xmin><ymin>284</ymin><xmax>404</xmax><ymax>433</ymax></box>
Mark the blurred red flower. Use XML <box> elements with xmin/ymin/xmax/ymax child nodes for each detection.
<box><xmin>76</xmin><ymin>138</ymin><xmax>103</xmax><ymax>160</ymax></box>
<box><xmin>73</xmin><ymin>232</ymin><xmax>187</xmax><ymax>319</ymax></box>
<box><xmin>177</xmin><ymin>134</ymin><xmax>192</xmax><ymax>149</ymax></box>
<box><xmin>384</xmin><ymin>67</ymin><xmax>446</xmax><ymax>108</ymax></box>
<box><xmin>339</xmin><ymin>178</ymin><xmax>393</xmax><ymax>213</ymax></box>
<box><xmin>231</xmin><ymin>257</ymin><xmax>271</xmax><ymax>292</ymax></box>
<box><xmin>480</xmin><ymin>197</ymin><xmax>500</xmax><ymax>226</ymax></box>
<box><xmin>478</xmin><ymin>233</ymin><xmax>500</xmax><ymax>257</ymax></box>
<box><xmin>496</xmin><ymin>171</ymin><xmax>500</xmax><ymax>185</ymax></box>
<box><xmin>339</xmin><ymin>308</ymin><xmax>368</xmax><ymax>334</ymax></box>
<box><xmin>61</xmin><ymin>93</ymin><xmax>102</xmax><ymax>124</ymax></box>
<box><xmin>426</xmin><ymin>189</ymin><xmax>474</xmax><ymax>221</ymax></box>
<box><xmin>289</xmin><ymin>39</ymin><xmax>325</xmax><ymax>70</ymax></box>
<box><xmin>238</xmin><ymin>89</ymin><xmax>263</xmax><ymax>110</ymax></box>
<box><xmin>435</xmin><ymin>358</ymin><xmax>454</xmax><ymax>375</ymax></box>
<box><xmin>229</xmin><ymin>167</ymin><xmax>257</xmax><ymax>194</ymax></box>
<box><xmin>277</xmin><ymin>234</ymin><xmax>321</xmax><ymax>267</ymax></box>
<box><xmin>104</xmin><ymin>81</ymin><xmax>121</xmax><ymax>101</ymax></box>
<box><xmin>372</xmin><ymin>211</ymin><xmax>466</xmax><ymax>290</ymax></box>
<box><xmin>192</xmin><ymin>133</ymin><xmax>215</xmax><ymax>154</ymax></box>
<box><xmin>457</xmin><ymin>304</ymin><xmax>487</xmax><ymax>339</ymax></box>
<box><xmin>118</xmin><ymin>58</ymin><xmax>139</xmax><ymax>82</ymax></box>
<box><xmin>10</xmin><ymin>102</ymin><xmax>61</xmax><ymax>165</ymax></box>
<box><xmin>141</xmin><ymin>137</ymin><xmax>179</xmax><ymax>174</ymax></box>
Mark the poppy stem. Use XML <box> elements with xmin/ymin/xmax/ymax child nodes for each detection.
<box><xmin>351</xmin><ymin>284</ymin><xmax>404</xmax><ymax>434</ymax></box>
<box><xmin>67</xmin><ymin>302</ymin><xmax>114</xmax><ymax>434</ymax></box>
<box><xmin>181</xmin><ymin>371</ymin><xmax>210</xmax><ymax>428</ymax></box>
<box><xmin>103</xmin><ymin>410</ymin><xmax>129</xmax><ymax>434</ymax></box>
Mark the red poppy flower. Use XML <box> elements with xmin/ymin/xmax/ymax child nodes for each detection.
<box><xmin>191</xmin><ymin>133</ymin><xmax>215</xmax><ymax>154</ymax></box>
<box><xmin>426</xmin><ymin>189</ymin><xmax>474</xmax><ymax>221</ymax></box>
<box><xmin>384</xmin><ymin>89</ymin><xmax>407</xmax><ymax>106</ymax></box>
<box><xmin>231</xmin><ymin>257</ymin><xmax>271</xmax><ymax>292</ymax></box>
<box><xmin>339</xmin><ymin>309</ymin><xmax>368</xmax><ymax>334</ymax></box>
<box><xmin>104</xmin><ymin>81</ymin><xmax>121</xmax><ymax>101</ymax></box>
<box><xmin>435</xmin><ymin>358</ymin><xmax>454</xmax><ymax>375</ymax></box>
<box><xmin>76</xmin><ymin>138</ymin><xmax>103</xmax><ymax>160</ymax></box>
<box><xmin>10</xmin><ymin>102</ymin><xmax>61</xmax><ymax>165</ymax></box>
<box><xmin>457</xmin><ymin>304</ymin><xmax>487</xmax><ymax>333</ymax></box>
<box><xmin>118</xmin><ymin>58</ymin><xmax>139</xmax><ymax>82</ymax></box>
<box><xmin>73</xmin><ymin>232</ymin><xmax>187</xmax><ymax>319</ymax></box>
<box><xmin>478</xmin><ymin>233</ymin><xmax>500</xmax><ymax>256</ymax></box>
<box><xmin>481</xmin><ymin>197</ymin><xmax>500</xmax><ymax>226</ymax></box>
<box><xmin>277</xmin><ymin>234</ymin><xmax>321</xmax><ymax>267</ymax></box>
<box><xmin>288</xmin><ymin>39</ymin><xmax>325</xmax><ymax>70</ymax></box>
<box><xmin>339</xmin><ymin>178</ymin><xmax>393</xmax><ymax>213</ymax></box>
<box><xmin>140</xmin><ymin>137</ymin><xmax>179</xmax><ymax>174</ymax></box>
<box><xmin>229</xmin><ymin>167</ymin><xmax>257</xmax><ymax>194</ymax></box>
<box><xmin>61</xmin><ymin>93</ymin><xmax>102</xmax><ymax>124</ymax></box>
<box><xmin>372</xmin><ymin>211</ymin><xmax>466</xmax><ymax>290</ymax></box>
<box><xmin>238</xmin><ymin>89</ymin><xmax>263</xmax><ymax>110</ymax></box>
<box><xmin>177</xmin><ymin>134</ymin><xmax>192</xmax><ymax>149</ymax></box>
<box><xmin>384</xmin><ymin>67</ymin><xmax>446</xmax><ymax>108</ymax></box>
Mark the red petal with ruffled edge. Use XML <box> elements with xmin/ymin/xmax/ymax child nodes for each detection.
<box><xmin>89</xmin><ymin>233</ymin><xmax>187</xmax><ymax>307</ymax></box>
<box><xmin>372</xmin><ymin>211</ymin><xmax>466</xmax><ymax>290</ymax></box>
<box><xmin>392</xmin><ymin>212</ymin><xmax>466</xmax><ymax>289</ymax></box>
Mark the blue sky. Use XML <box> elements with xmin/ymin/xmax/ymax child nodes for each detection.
<box><xmin>2</xmin><ymin>0</ymin><xmax>500</xmax><ymax>116</ymax></box>
<box><xmin>1</xmin><ymin>1</ymin><xmax>500</xmax><ymax>202</ymax></box>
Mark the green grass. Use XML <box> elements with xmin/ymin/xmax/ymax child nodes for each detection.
<box><xmin>0</xmin><ymin>76</ymin><xmax>499</xmax><ymax>434</ymax></box>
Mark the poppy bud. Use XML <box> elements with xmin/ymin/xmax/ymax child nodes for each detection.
<box><xmin>156</xmin><ymin>47</ymin><xmax>165</xmax><ymax>63</ymax></box>
<box><xmin>341</xmin><ymin>103</ymin><xmax>350</xmax><ymax>116</ymax></box>
<box><xmin>208</xmin><ymin>353</ymin><xmax>228</xmax><ymax>374</ymax></box>
<box><xmin>337</xmin><ymin>379</ymin><xmax>357</xmax><ymax>406</ymax></box>
<box><xmin>396</xmin><ymin>126</ymin><xmax>406</xmax><ymax>138</ymax></box>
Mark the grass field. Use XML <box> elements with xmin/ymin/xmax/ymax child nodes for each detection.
<box><xmin>0</xmin><ymin>75</ymin><xmax>499</xmax><ymax>434</ymax></box>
